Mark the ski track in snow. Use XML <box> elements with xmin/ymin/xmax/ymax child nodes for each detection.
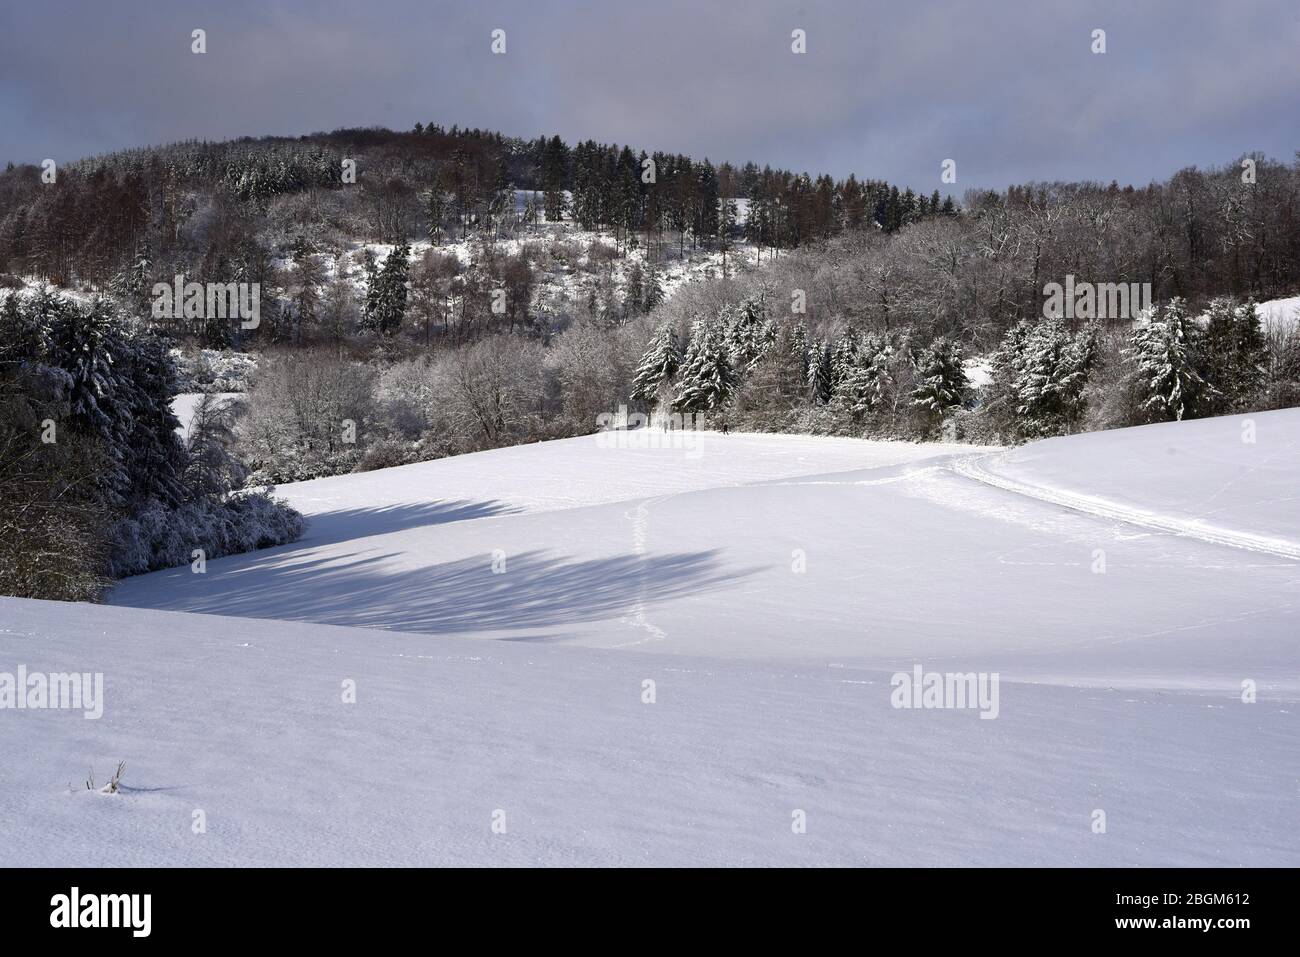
<box><xmin>951</xmin><ymin>452</ymin><xmax>1300</xmax><ymax>562</ymax></box>
<box><xmin>613</xmin><ymin>494</ymin><xmax>671</xmax><ymax>648</ymax></box>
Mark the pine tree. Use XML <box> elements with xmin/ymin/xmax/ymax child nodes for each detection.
<box><xmin>911</xmin><ymin>336</ymin><xmax>967</xmax><ymax>416</ymax></box>
<box><xmin>1126</xmin><ymin>299</ymin><xmax>1206</xmax><ymax>422</ymax></box>
<box><xmin>790</xmin><ymin>322</ymin><xmax>811</xmax><ymax>386</ymax></box>
<box><xmin>747</xmin><ymin>319</ymin><xmax>813</xmax><ymax>403</ymax></box>
<box><xmin>694</xmin><ymin>161</ymin><xmax>720</xmax><ymax>248</ymax></box>
<box><xmin>425</xmin><ymin>189</ymin><xmax>447</xmax><ymax>244</ymax></box>
<box><xmin>361</xmin><ymin>248</ymin><xmax>380</xmax><ymax>328</ymax></box>
<box><xmin>363</xmin><ymin>242</ymin><xmax>410</xmax><ymax>336</ymax></box>
<box><xmin>984</xmin><ymin>320</ymin><xmax>1029</xmax><ymax>428</ymax></box>
<box><xmin>631</xmin><ymin>323</ymin><xmax>681</xmax><ymax>403</ymax></box>
<box><xmin>541</xmin><ymin>136</ymin><xmax>569</xmax><ymax>223</ymax></box>
<box><xmin>110</xmin><ymin>243</ymin><xmax>152</xmax><ymax>314</ymax></box>
<box><xmin>33</xmin><ymin>291</ymin><xmax>186</xmax><ymax>507</ymax></box>
<box><xmin>717</xmin><ymin>197</ymin><xmax>737</xmax><ymax>275</ymax></box>
<box><xmin>808</xmin><ymin>339</ymin><xmax>834</xmax><ymax>404</ymax></box>
<box><xmin>985</xmin><ymin>319</ymin><xmax>1099</xmax><ymax>438</ymax></box>
<box><xmin>46</xmin><ymin>293</ymin><xmax>134</xmax><ymax>501</ymax></box>
<box><xmin>724</xmin><ymin>295</ymin><xmax>774</xmax><ymax>372</ymax></box>
<box><xmin>641</xmin><ymin>264</ymin><xmax>665</xmax><ymax>314</ymax></box>
<box><xmin>183</xmin><ymin>393</ymin><xmax>246</xmax><ymax>498</ymax></box>
<box><xmin>1013</xmin><ymin>319</ymin><xmax>1099</xmax><ymax>435</ymax></box>
<box><xmin>119</xmin><ymin>328</ymin><xmax>187</xmax><ymax>507</ymax></box>
<box><xmin>1201</xmin><ymin>298</ymin><xmax>1266</xmax><ymax>413</ymax></box>
<box><xmin>673</xmin><ymin>317</ymin><xmax>736</xmax><ymax>413</ymax></box>
<box><xmin>837</xmin><ymin>334</ymin><xmax>896</xmax><ymax>415</ymax></box>
<box><xmin>830</xmin><ymin>324</ymin><xmax>862</xmax><ymax>393</ymax></box>
<box><xmin>624</xmin><ymin>262</ymin><xmax>644</xmax><ymax>317</ymax></box>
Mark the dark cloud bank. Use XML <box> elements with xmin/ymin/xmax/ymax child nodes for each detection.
<box><xmin>1</xmin><ymin>0</ymin><xmax>1296</xmax><ymax>191</ymax></box>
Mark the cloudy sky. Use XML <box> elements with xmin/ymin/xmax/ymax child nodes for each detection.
<box><xmin>1</xmin><ymin>0</ymin><xmax>1296</xmax><ymax>191</ymax></box>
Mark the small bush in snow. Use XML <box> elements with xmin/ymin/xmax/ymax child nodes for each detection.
<box><xmin>84</xmin><ymin>761</ymin><xmax>126</xmax><ymax>794</ymax></box>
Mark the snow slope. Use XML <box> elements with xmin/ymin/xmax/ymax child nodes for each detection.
<box><xmin>972</xmin><ymin>410</ymin><xmax>1300</xmax><ymax>544</ymax></box>
<box><xmin>5</xmin><ymin>416</ymin><xmax>1300</xmax><ymax>865</ymax></box>
<box><xmin>107</xmin><ymin>423</ymin><xmax>1300</xmax><ymax>676</ymax></box>
<box><xmin>3</xmin><ymin>596</ymin><xmax>1295</xmax><ymax>867</ymax></box>
<box><xmin>1258</xmin><ymin>294</ymin><xmax>1300</xmax><ymax>334</ymax></box>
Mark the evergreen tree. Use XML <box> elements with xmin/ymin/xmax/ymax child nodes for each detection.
<box><xmin>717</xmin><ymin>197</ymin><xmax>737</xmax><ymax>274</ymax></box>
<box><xmin>1125</xmin><ymin>299</ymin><xmax>1206</xmax><ymax>422</ymax></box>
<box><xmin>631</xmin><ymin>322</ymin><xmax>681</xmax><ymax>403</ymax></box>
<box><xmin>808</xmin><ymin>339</ymin><xmax>834</xmax><ymax>404</ymax></box>
<box><xmin>984</xmin><ymin>320</ymin><xmax>1030</xmax><ymax>428</ymax></box>
<box><xmin>119</xmin><ymin>328</ymin><xmax>187</xmax><ymax>507</ymax></box>
<box><xmin>986</xmin><ymin>319</ymin><xmax>1099</xmax><ymax>437</ymax></box>
<box><xmin>614</xmin><ymin>145</ymin><xmax>641</xmax><ymax>244</ymax></box>
<box><xmin>724</xmin><ymin>295</ymin><xmax>774</xmax><ymax>372</ymax></box>
<box><xmin>641</xmin><ymin>264</ymin><xmax>665</xmax><ymax>314</ymax></box>
<box><xmin>110</xmin><ymin>243</ymin><xmax>152</xmax><ymax>314</ymax></box>
<box><xmin>746</xmin><ymin>319</ymin><xmax>813</xmax><ymax>403</ymax></box>
<box><xmin>45</xmin><ymin>293</ymin><xmax>134</xmax><ymax>501</ymax></box>
<box><xmin>17</xmin><ymin>291</ymin><xmax>186</xmax><ymax>508</ymax></box>
<box><xmin>624</xmin><ymin>262</ymin><xmax>644</xmax><ymax>317</ymax></box>
<box><xmin>1201</xmin><ymin>298</ymin><xmax>1266</xmax><ymax>413</ymax></box>
<box><xmin>837</xmin><ymin>334</ymin><xmax>896</xmax><ymax>415</ymax></box>
<box><xmin>673</xmin><ymin>317</ymin><xmax>736</xmax><ymax>413</ymax></box>
<box><xmin>361</xmin><ymin>248</ymin><xmax>380</xmax><ymax>328</ymax></box>
<box><xmin>363</xmin><ymin>242</ymin><xmax>410</xmax><ymax>336</ymax></box>
<box><xmin>911</xmin><ymin>336</ymin><xmax>968</xmax><ymax>418</ymax></box>
<box><xmin>183</xmin><ymin>393</ymin><xmax>247</xmax><ymax>498</ymax></box>
<box><xmin>425</xmin><ymin>188</ymin><xmax>447</xmax><ymax>244</ymax></box>
<box><xmin>830</xmin><ymin>324</ymin><xmax>862</xmax><ymax>392</ymax></box>
<box><xmin>1011</xmin><ymin>319</ymin><xmax>1099</xmax><ymax>436</ymax></box>
<box><xmin>541</xmin><ymin>135</ymin><xmax>569</xmax><ymax>222</ymax></box>
<box><xmin>790</xmin><ymin>322</ymin><xmax>811</xmax><ymax>385</ymax></box>
<box><xmin>694</xmin><ymin>161</ymin><xmax>720</xmax><ymax>247</ymax></box>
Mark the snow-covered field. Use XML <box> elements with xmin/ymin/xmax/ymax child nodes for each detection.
<box><xmin>1259</xmin><ymin>294</ymin><xmax>1300</xmax><ymax>334</ymax></box>
<box><xmin>3</xmin><ymin>412</ymin><xmax>1298</xmax><ymax>865</ymax></box>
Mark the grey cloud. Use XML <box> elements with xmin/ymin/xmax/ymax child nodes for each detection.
<box><xmin>0</xmin><ymin>0</ymin><xmax>1296</xmax><ymax>190</ymax></box>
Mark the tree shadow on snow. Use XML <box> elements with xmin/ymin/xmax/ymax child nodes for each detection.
<box><xmin>140</xmin><ymin>547</ymin><xmax>761</xmax><ymax>637</ymax></box>
<box><xmin>298</xmin><ymin>499</ymin><xmax>521</xmax><ymax>547</ymax></box>
<box><xmin>110</xmin><ymin>500</ymin><xmax>518</xmax><ymax>594</ymax></box>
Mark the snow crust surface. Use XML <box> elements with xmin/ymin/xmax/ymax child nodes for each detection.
<box><xmin>4</xmin><ymin>414</ymin><xmax>1299</xmax><ymax>866</ymax></box>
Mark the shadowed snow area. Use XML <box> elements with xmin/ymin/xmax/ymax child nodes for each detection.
<box><xmin>109</xmin><ymin>421</ymin><xmax>1300</xmax><ymax>682</ymax></box>
<box><xmin>5</xmin><ymin>416</ymin><xmax>1299</xmax><ymax>865</ymax></box>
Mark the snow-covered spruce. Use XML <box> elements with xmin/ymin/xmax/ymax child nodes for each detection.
<box><xmin>0</xmin><ymin>290</ymin><xmax>302</xmax><ymax>595</ymax></box>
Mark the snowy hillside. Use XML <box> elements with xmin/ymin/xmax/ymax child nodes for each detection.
<box><xmin>973</xmin><ymin>409</ymin><xmax>1300</xmax><ymax>544</ymax></box>
<box><xmin>4</xmin><ymin>413</ymin><xmax>1299</xmax><ymax>865</ymax></box>
<box><xmin>1259</xmin><ymin>294</ymin><xmax>1300</xmax><ymax>333</ymax></box>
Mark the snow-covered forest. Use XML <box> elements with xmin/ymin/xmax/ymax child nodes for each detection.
<box><xmin>3</xmin><ymin>126</ymin><xmax>1300</xmax><ymax>594</ymax></box>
